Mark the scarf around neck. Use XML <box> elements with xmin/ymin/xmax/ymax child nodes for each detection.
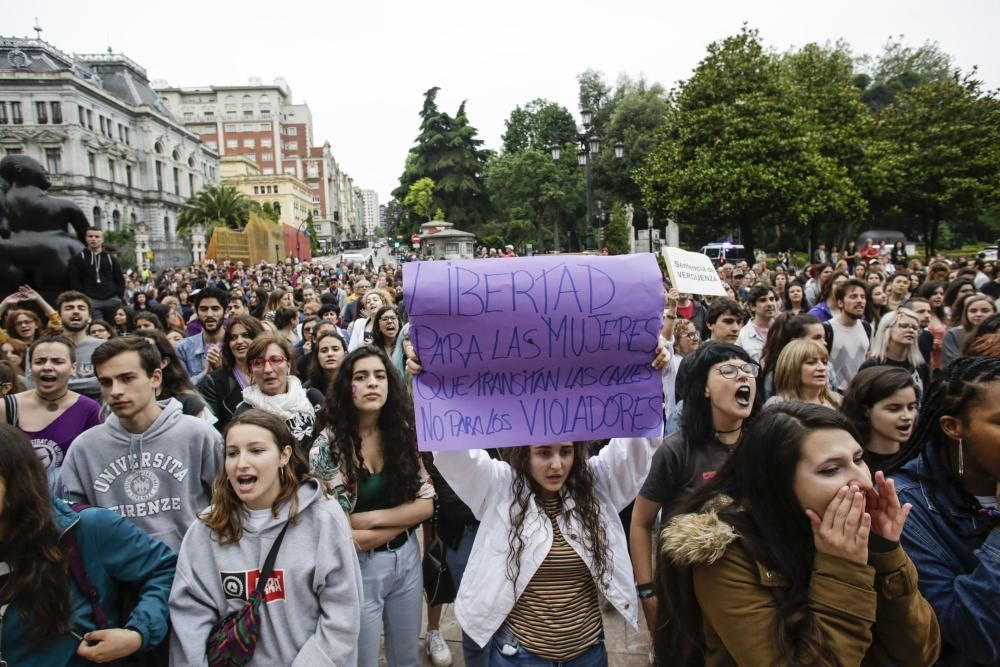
<box><xmin>241</xmin><ymin>375</ymin><xmax>314</xmax><ymax>422</ymax></box>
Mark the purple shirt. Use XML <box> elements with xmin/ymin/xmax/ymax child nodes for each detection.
<box><xmin>21</xmin><ymin>395</ymin><xmax>103</xmax><ymax>493</ymax></box>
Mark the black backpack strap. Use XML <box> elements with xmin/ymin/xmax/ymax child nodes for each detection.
<box><xmin>823</xmin><ymin>322</ymin><xmax>834</xmax><ymax>354</ymax></box>
<box><xmin>3</xmin><ymin>394</ymin><xmax>17</xmax><ymax>426</ymax></box>
<box><xmin>255</xmin><ymin>523</ymin><xmax>290</xmax><ymax>596</ymax></box>
<box><xmin>862</xmin><ymin>320</ymin><xmax>873</xmax><ymax>339</ymax></box>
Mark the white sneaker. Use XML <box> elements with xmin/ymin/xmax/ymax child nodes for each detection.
<box><xmin>426</xmin><ymin>629</ymin><xmax>453</xmax><ymax>667</ymax></box>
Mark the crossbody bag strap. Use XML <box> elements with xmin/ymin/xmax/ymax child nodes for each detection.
<box><xmin>254</xmin><ymin>522</ymin><xmax>290</xmax><ymax>597</ymax></box>
<box><xmin>62</xmin><ymin>518</ymin><xmax>111</xmax><ymax>629</ymax></box>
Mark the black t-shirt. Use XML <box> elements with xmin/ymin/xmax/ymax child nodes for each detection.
<box><xmin>864</xmin><ymin>450</ymin><xmax>897</xmax><ymax>477</ymax></box>
<box><xmin>639</xmin><ymin>431</ymin><xmax>734</xmax><ymax>514</ymax></box>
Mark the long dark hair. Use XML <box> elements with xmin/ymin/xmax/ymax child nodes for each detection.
<box><xmin>325</xmin><ymin>347</ymin><xmax>421</xmax><ymax>505</ymax></box>
<box><xmin>370</xmin><ymin>305</ymin><xmax>400</xmax><ymax>353</ymax></box>
<box><xmin>0</xmin><ymin>424</ymin><xmax>70</xmax><ymax>642</ymax></box>
<box><xmin>135</xmin><ymin>330</ymin><xmax>195</xmax><ymax>396</ymax></box>
<box><xmin>113</xmin><ymin>304</ymin><xmax>135</xmax><ymax>334</ymax></box>
<box><xmin>220</xmin><ymin>315</ymin><xmax>264</xmax><ymax>370</ymax></box>
<box><xmin>889</xmin><ymin>357</ymin><xmax>1000</xmax><ymax>537</ymax></box>
<box><xmin>917</xmin><ymin>280</ymin><xmax>947</xmax><ymax>322</ymax></box>
<box><xmin>502</xmin><ymin>443</ymin><xmax>610</xmax><ymax>594</ymax></box>
<box><xmin>308</xmin><ymin>331</ymin><xmax>347</xmax><ymax>392</ymax></box>
<box><xmin>681</xmin><ymin>342</ymin><xmax>761</xmax><ymax>448</ymax></box>
<box><xmin>655</xmin><ymin>403</ymin><xmax>861</xmax><ymax>666</ymax></box>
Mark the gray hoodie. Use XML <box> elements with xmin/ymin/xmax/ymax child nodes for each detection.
<box><xmin>61</xmin><ymin>398</ymin><xmax>222</xmax><ymax>550</ymax></box>
<box><xmin>168</xmin><ymin>480</ymin><xmax>363</xmax><ymax>666</ymax></box>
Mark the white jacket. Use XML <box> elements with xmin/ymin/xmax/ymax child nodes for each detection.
<box><xmin>433</xmin><ymin>437</ymin><xmax>656</xmax><ymax>648</ymax></box>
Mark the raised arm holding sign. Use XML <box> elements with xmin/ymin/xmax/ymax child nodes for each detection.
<box><xmin>661</xmin><ymin>247</ymin><xmax>727</xmax><ymax>297</ymax></box>
<box><xmin>403</xmin><ymin>254</ymin><xmax>665</xmax><ymax>451</ymax></box>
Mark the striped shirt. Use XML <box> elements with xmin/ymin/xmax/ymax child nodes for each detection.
<box><xmin>506</xmin><ymin>496</ymin><xmax>602</xmax><ymax>660</ymax></box>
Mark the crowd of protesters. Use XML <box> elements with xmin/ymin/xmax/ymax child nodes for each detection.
<box><xmin>0</xmin><ymin>226</ymin><xmax>997</xmax><ymax>666</ymax></box>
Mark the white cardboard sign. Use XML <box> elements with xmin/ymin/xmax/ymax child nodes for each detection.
<box><xmin>661</xmin><ymin>247</ymin><xmax>727</xmax><ymax>297</ymax></box>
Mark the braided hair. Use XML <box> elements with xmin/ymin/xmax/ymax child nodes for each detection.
<box><xmin>890</xmin><ymin>356</ymin><xmax>1000</xmax><ymax>536</ymax></box>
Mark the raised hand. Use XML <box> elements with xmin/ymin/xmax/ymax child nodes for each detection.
<box><xmin>806</xmin><ymin>485</ymin><xmax>871</xmax><ymax>565</ymax></box>
<box><xmin>865</xmin><ymin>471</ymin><xmax>912</xmax><ymax>543</ymax></box>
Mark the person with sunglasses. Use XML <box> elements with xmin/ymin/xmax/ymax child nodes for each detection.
<box><xmin>233</xmin><ymin>334</ymin><xmax>325</xmax><ymax>454</ymax></box>
<box><xmin>630</xmin><ymin>342</ymin><xmax>761</xmax><ymax>659</ymax></box>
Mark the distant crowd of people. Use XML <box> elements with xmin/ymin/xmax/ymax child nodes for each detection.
<box><xmin>0</xmin><ymin>226</ymin><xmax>996</xmax><ymax>666</ymax></box>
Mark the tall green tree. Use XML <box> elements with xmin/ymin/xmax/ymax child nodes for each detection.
<box><xmin>502</xmin><ymin>99</ymin><xmax>578</xmax><ymax>154</ymax></box>
<box><xmin>602</xmin><ymin>202</ymin><xmax>631</xmax><ymax>254</ymax></box>
<box><xmin>636</xmin><ymin>27</ymin><xmax>823</xmax><ymax>259</ymax></box>
<box><xmin>486</xmin><ymin>148</ymin><xmax>583</xmax><ymax>251</ymax></box>
<box><xmin>177</xmin><ymin>185</ymin><xmax>255</xmax><ymax>237</ymax></box>
<box><xmin>404</xmin><ymin>177</ymin><xmax>436</xmax><ymax>222</ymax></box>
<box><xmin>858</xmin><ymin>37</ymin><xmax>956</xmax><ymax>111</ymax></box>
<box><xmin>877</xmin><ymin>76</ymin><xmax>1000</xmax><ymax>255</ymax></box>
<box><xmin>392</xmin><ymin>88</ymin><xmax>492</xmax><ymax>230</ymax></box>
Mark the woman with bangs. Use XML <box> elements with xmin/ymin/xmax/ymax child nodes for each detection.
<box><xmin>198</xmin><ymin>315</ymin><xmax>265</xmax><ymax>432</ymax></box>
<box><xmin>309</xmin><ymin>346</ymin><xmax>434</xmax><ymax>666</ymax></box>
<box><xmin>169</xmin><ymin>409</ymin><xmax>363</xmax><ymax>665</ymax></box>
<box><xmin>860</xmin><ymin>308</ymin><xmax>931</xmax><ymax>394</ymax></box>
<box><xmin>765</xmin><ymin>338</ymin><xmax>840</xmax><ymax>408</ymax></box>
<box><xmin>631</xmin><ymin>342</ymin><xmax>760</xmax><ymax>645</ymax></box>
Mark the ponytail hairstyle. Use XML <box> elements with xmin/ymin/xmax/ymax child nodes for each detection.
<box><xmin>889</xmin><ymin>356</ymin><xmax>1000</xmax><ymax>537</ymax></box>
<box><xmin>0</xmin><ymin>424</ymin><xmax>70</xmax><ymax>643</ymax></box>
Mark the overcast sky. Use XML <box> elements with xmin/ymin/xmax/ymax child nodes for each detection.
<box><xmin>8</xmin><ymin>0</ymin><xmax>999</xmax><ymax>205</ymax></box>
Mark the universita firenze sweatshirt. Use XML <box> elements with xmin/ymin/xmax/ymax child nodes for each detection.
<box><xmin>61</xmin><ymin>398</ymin><xmax>222</xmax><ymax>550</ymax></box>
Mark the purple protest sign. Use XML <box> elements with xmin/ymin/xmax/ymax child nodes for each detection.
<box><xmin>403</xmin><ymin>254</ymin><xmax>664</xmax><ymax>451</ymax></box>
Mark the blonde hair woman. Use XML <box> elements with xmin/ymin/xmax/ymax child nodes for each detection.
<box><xmin>765</xmin><ymin>338</ymin><xmax>840</xmax><ymax>408</ymax></box>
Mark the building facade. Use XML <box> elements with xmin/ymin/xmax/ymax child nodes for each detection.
<box><xmin>156</xmin><ymin>78</ymin><xmax>365</xmax><ymax>250</ymax></box>
<box><xmin>219</xmin><ymin>155</ymin><xmax>313</xmax><ymax>229</ymax></box>
<box><xmin>361</xmin><ymin>188</ymin><xmax>379</xmax><ymax>239</ymax></box>
<box><xmin>0</xmin><ymin>34</ymin><xmax>218</xmax><ymax>267</ymax></box>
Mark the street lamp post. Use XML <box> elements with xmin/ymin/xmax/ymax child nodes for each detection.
<box><xmin>550</xmin><ymin>108</ymin><xmax>625</xmax><ymax>252</ymax></box>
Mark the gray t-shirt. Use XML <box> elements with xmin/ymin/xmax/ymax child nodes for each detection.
<box><xmin>829</xmin><ymin>318</ymin><xmax>870</xmax><ymax>390</ymax></box>
<box><xmin>639</xmin><ymin>431</ymin><xmax>733</xmax><ymax>514</ymax></box>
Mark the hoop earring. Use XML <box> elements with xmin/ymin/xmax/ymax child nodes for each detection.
<box><xmin>957</xmin><ymin>438</ymin><xmax>965</xmax><ymax>477</ymax></box>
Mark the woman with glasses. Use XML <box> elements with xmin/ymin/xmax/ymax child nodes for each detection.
<box><xmin>630</xmin><ymin>342</ymin><xmax>761</xmax><ymax>647</ymax></box>
<box><xmin>87</xmin><ymin>319</ymin><xmax>114</xmax><ymax>340</ymax></box>
<box><xmin>860</xmin><ymin>308</ymin><xmax>931</xmax><ymax>395</ymax></box>
<box><xmin>370</xmin><ymin>305</ymin><xmax>404</xmax><ymax>375</ymax></box>
<box><xmin>233</xmin><ymin>334</ymin><xmax>325</xmax><ymax>453</ymax></box>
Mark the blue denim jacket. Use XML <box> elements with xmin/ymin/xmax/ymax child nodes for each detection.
<box><xmin>175</xmin><ymin>332</ymin><xmax>209</xmax><ymax>384</ymax></box>
<box><xmin>893</xmin><ymin>447</ymin><xmax>1000</xmax><ymax>666</ymax></box>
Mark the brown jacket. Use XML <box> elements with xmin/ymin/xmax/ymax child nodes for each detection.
<box><xmin>659</xmin><ymin>498</ymin><xmax>940</xmax><ymax>667</ymax></box>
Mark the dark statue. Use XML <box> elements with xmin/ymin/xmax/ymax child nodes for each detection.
<box><xmin>0</xmin><ymin>154</ymin><xmax>88</xmax><ymax>300</ymax></box>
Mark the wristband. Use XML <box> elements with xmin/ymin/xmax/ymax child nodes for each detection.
<box><xmin>636</xmin><ymin>582</ymin><xmax>655</xmax><ymax>599</ymax></box>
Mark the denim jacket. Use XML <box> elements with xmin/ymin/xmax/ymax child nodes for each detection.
<box><xmin>893</xmin><ymin>447</ymin><xmax>1000</xmax><ymax>666</ymax></box>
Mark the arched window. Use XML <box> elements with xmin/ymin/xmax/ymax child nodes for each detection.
<box><xmin>92</xmin><ymin>206</ymin><xmax>102</xmax><ymax>228</ymax></box>
<box><xmin>154</xmin><ymin>141</ymin><xmax>164</xmax><ymax>154</ymax></box>
<box><xmin>259</xmin><ymin>94</ymin><xmax>269</xmax><ymax>105</ymax></box>
<box><xmin>172</xmin><ymin>149</ymin><xmax>180</xmax><ymax>161</ymax></box>
<box><xmin>242</xmin><ymin>94</ymin><xmax>251</xmax><ymax>103</ymax></box>
<box><xmin>164</xmin><ymin>215</ymin><xmax>172</xmax><ymax>242</ymax></box>
<box><xmin>130</xmin><ymin>212</ymin><xmax>137</xmax><ymax>226</ymax></box>
<box><xmin>112</xmin><ymin>210</ymin><xmax>121</xmax><ymax>231</ymax></box>
<box><xmin>272</xmin><ymin>202</ymin><xmax>281</xmax><ymax>215</ymax></box>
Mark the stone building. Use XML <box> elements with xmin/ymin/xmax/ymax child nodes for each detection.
<box><xmin>0</xmin><ymin>33</ymin><xmax>218</xmax><ymax>267</ymax></box>
<box><xmin>155</xmin><ymin>78</ymin><xmax>363</xmax><ymax>248</ymax></box>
